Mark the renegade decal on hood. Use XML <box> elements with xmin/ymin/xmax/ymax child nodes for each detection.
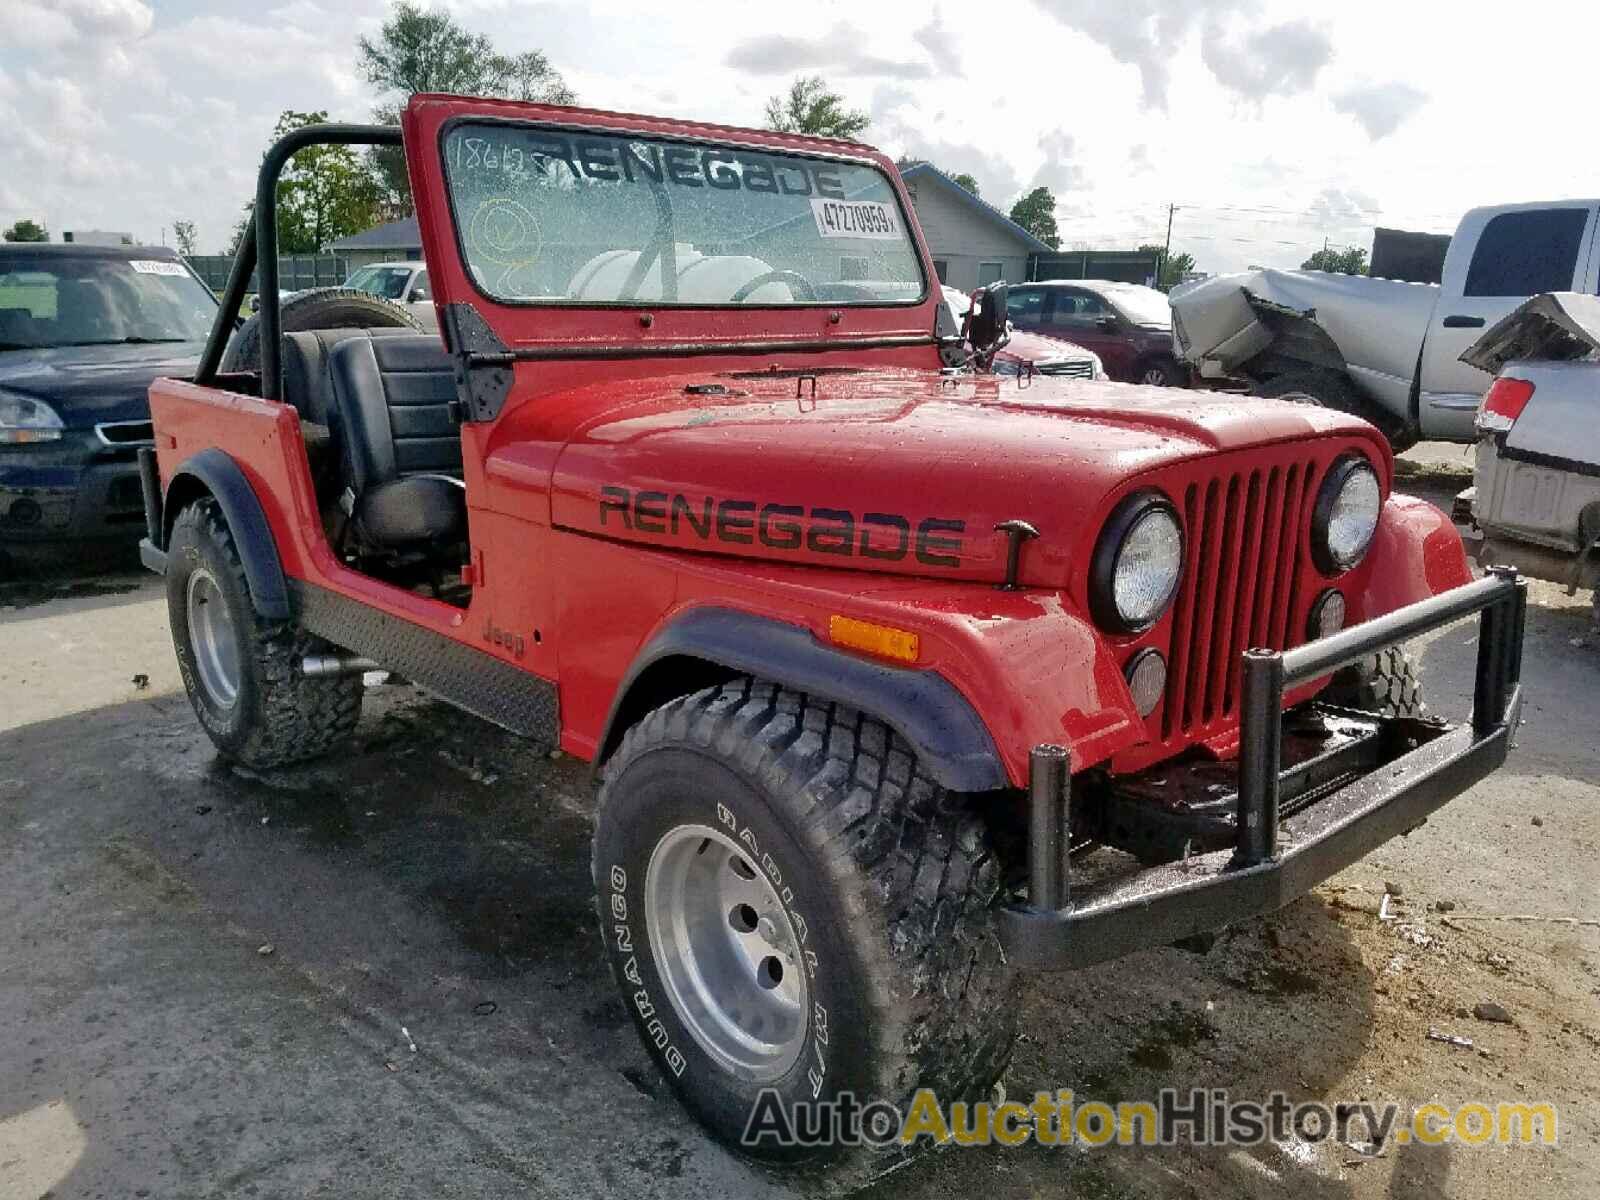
<box><xmin>598</xmin><ymin>485</ymin><xmax>965</xmax><ymax>567</ymax></box>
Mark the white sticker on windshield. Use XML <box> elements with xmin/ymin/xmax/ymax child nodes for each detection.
<box><xmin>810</xmin><ymin>199</ymin><xmax>903</xmax><ymax>241</ymax></box>
<box><xmin>129</xmin><ymin>260</ymin><xmax>188</xmax><ymax>276</ymax></box>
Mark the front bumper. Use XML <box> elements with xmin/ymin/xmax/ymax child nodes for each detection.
<box><xmin>0</xmin><ymin>429</ymin><xmax>150</xmax><ymax>543</ymax></box>
<box><xmin>999</xmin><ymin>571</ymin><xmax>1527</xmax><ymax>970</ymax></box>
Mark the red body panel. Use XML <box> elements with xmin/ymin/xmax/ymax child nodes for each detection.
<box><xmin>148</xmin><ymin>96</ymin><xmax>1475</xmax><ymax>791</ymax></box>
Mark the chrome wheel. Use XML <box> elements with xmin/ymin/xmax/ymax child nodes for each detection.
<box><xmin>1141</xmin><ymin>365</ymin><xmax>1171</xmax><ymax>386</ymax></box>
<box><xmin>644</xmin><ymin>824</ymin><xmax>808</xmax><ymax>1081</ymax></box>
<box><xmin>186</xmin><ymin>566</ymin><xmax>241</xmax><ymax>709</ymax></box>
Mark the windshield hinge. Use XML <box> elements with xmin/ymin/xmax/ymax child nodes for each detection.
<box><xmin>442</xmin><ymin>302</ymin><xmax>514</xmax><ymax>422</ymax></box>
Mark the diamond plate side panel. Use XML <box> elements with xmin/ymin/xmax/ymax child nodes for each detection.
<box><xmin>291</xmin><ymin>581</ymin><xmax>558</xmax><ymax>746</ymax></box>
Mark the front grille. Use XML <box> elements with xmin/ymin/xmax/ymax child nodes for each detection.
<box><xmin>1037</xmin><ymin>358</ymin><xmax>1097</xmax><ymax>379</ymax></box>
<box><xmin>95</xmin><ymin>420</ymin><xmax>154</xmax><ymax>446</ymax></box>
<box><xmin>1161</xmin><ymin>456</ymin><xmax>1324</xmax><ymax>740</ymax></box>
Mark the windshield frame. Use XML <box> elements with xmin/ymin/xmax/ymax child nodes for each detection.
<box><xmin>435</xmin><ymin>115</ymin><xmax>930</xmax><ymax>312</ymax></box>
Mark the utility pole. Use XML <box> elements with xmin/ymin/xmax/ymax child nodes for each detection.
<box><xmin>1160</xmin><ymin>203</ymin><xmax>1177</xmax><ymax>288</ymax></box>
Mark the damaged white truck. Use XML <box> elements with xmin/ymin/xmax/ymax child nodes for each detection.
<box><xmin>1171</xmin><ymin>200</ymin><xmax>1600</xmax><ymax>450</ymax></box>
<box><xmin>1458</xmin><ymin>292</ymin><xmax>1600</xmax><ymax>623</ymax></box>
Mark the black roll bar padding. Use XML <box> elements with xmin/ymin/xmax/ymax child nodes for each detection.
<box><xmin>1027</xmin><ymin>744</ymin><xmax>1071</xmax><ymax>912</ymax></box>
<box><xmin>196</xmin><ymin>123</ymin><xmax>403</xmax><ymax>396</ymax></box>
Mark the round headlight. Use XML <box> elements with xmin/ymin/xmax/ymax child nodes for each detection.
<box><xmin>1312</xmin><ymin>455</ymin><xmax>1381</xmax><ymax>573</ymax></box>
<box><xmin>1091</xmin><ymin>492</ymin><xmax>1183</xmax><ymax>632</ymax></box>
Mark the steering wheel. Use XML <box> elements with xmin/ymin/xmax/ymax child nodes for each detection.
<box><xmin>730</xmin><ymin>270</ymin><xmax>817</xmax><ymax>303</ymax></box>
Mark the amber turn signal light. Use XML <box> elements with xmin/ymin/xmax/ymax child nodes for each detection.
<box><xmin>827</xmin><ymin>615</ymin><xmax>920</xmax><ymax>664</ymax></box>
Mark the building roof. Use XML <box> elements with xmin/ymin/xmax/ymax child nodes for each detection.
<box><xmin>898</xmin><ymin>163</ymin><xmax>1055</xmax><ymax>254</ymax></box>
<box><xmin>330</xmin><ymin>215</ymin><xmax>421</xmax><ymax>252</ymax></box>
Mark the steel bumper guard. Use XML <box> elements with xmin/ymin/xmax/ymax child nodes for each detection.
<box><xmin>1000</xmin><ymin>569</ymin><xmax>1527</xmax><ymax>970</ymax></box>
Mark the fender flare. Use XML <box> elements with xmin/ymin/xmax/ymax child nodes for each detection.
<box><xmin>597</xmin><ymin>607</ymin><xmax>1008</xmax><ymax>793</ymax></box>
<box><xmin>163</xmin><ymin>448</ymin><xmax>291</xmax><ymax>620</ymax></box>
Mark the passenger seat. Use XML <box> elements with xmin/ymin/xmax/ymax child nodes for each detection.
<box><xmin>325</xmin><ymin>335</ymin><xmax>465</xmax><ymax>548</ymax></box>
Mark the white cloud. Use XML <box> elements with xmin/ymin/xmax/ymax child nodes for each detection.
<box><xmin>1333</xmin><ymin>80</ymin><xmax>1429</xmax><ymax>139</ymax></box>
<box><xmin>726</xmin><ymin>22</ymin><xmax>934</xmax><ymax>79</ymax></box>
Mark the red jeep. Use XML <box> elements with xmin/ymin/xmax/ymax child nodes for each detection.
<box><xmin>137</xmin><ymin>96</ymin><xmax>1526</xmax><ymax>1161</ymax></box>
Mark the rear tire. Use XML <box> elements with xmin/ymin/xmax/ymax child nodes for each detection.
<box><xmin>221</xmin><ymin>287</ymin><xmax>420</xmax><ymax>374</ymax></box>
<box><xmin>593</xmin><ymin>679</ymin><xmax>1016</xmax><ymax>1164</ymax></box>
<box><xmin>167</xmin><ymin>498</ymin><xmax>362</xmax><ymax>767</ymax></box>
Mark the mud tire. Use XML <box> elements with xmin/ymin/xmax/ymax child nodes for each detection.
<box><xmin>167</xmin><ymin>498</ymin><xmax>362</xmax><ymax>767</ymax></box>
<box><xmin>593</xmin><ymin>679</ymin><xmax>1017</xmax><ymax>1165</ymax></box>
<box><xmin>1325</xmin><ymin>645</ymin><xmax>1425</xmax><ymax>718</ymax></box>
<box><xmin>221</xmin><ymin>287</ymin><xmax>419</xmax><ymax>374</ymax></box>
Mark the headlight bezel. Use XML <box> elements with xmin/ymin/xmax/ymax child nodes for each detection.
<box><xmin>1090</xmin><ymin>489</ymin><xmax>1185</xmax><ymax>634</ymax></box>
<box><xmin>0</xmin><ymin>389</ymin><xmax>65</xmax><ymax>445</ymax></box>
<box><xmin>1311</xmin><ymin>454</ymin><xmax>1381</xmax><ymax>574</ymax></box>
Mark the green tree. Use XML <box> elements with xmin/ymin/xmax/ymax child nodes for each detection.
<box><xmin>1138</xmin><ymin>243</ymin><xmax>1197</xmax><ymax>289</ymax></box>
<box><xmin>3</xmin><ymin>218</ymin><xmax>48</xmax><ymax>243</ymax></box>
<box><xmin>948</xmin><ymin>171</ymin><xmax>980</xmax><ymax>196</ymax></box>
<box><xmin>1302</xmin><ymin>246</ymin><xmax>1368</xmax><ymax>275</ymax></box>
<box><xmin>261</xmin><ymin>110</ymin><xmax>383</xmax><ymax>254</ymax></box>
<box><xmin>1009</xmin><ymin>186</ymin><xmax>1061</xmax><ymax>250</ymax></box>
<box><xmin>171</xmin><ymin>219</ymin><xmax>198</xmax><ymax>257</ymax></box>
<box><xmin>359</xmin><ymin>0</ymin><xmax>575</xmax><ymax>215</ymax></box>
<box><xmin>763</xmin><ymin>76</ymin><xmax>869</xmax><ymax>139</ymax></box>
<box><xmin>226</xmin><ymin>204</ymin><xmax>254</xmax><ymax>257</ymax></box>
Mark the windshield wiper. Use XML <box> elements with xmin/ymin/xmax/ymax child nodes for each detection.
<box><xmin>59</xmin><ymin>337</ymin><xmax>192</xmax><ymax>346</ymax></box>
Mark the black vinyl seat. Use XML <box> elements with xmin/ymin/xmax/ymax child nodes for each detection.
<box><xmin>325</xmin><ymin>335</ymin><xmax>465</xmax><ymax>548</ymax></box>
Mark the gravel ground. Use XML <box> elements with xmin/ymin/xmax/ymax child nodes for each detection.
<box><xmin>1</xmin><ymin>456</ymin><xmax>1595</xmax><ymax>1200</ymax></box>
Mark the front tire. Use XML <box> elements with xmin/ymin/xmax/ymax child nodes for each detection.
<box><xmin>167</xmin><ymin>499</ymin><xmax>362</xmax><ymax>767</ymax></box>
<box><xmin>1136</xmin><ymin>356</ymin><xmax>1185</xmax><ymax>387</ymax></box>
<box><xmin>1324</xmin><ymin>645</ymin><xmax>1425</xmax><ymax>718</ymax></box>
<box><xmin>1250</xmin><ymin>369</ymin><xmax>1417</xmax><ymax>452</ymax></box>
<box><xmin>593</xmin><ymin>680</ymin><xmax>1016</xmax><ymax>1164</ymax></box>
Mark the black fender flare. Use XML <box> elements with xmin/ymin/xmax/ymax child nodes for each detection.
<box><xmin>597</xmin><ymin>607</ymin><xmax>1007</xmax><ymax>793</ymax></box>
<box><xmin>162</xmin><ymin>448</ymin><xmax>291</xmax><ymax>620</ymax></box>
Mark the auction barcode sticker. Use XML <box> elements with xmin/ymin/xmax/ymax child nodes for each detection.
<box><xmin>129</xmin><ymin>260</ymin><xmax>188</xmax><ymax>276</ymax></box>
<box><xmin>810</xmin><ymin>199</ymin><xmax>902</xmax><ymax>240</ymax></box>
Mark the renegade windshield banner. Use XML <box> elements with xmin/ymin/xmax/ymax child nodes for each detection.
<box><xmin>441</xmin><ymin>123</ymin><xmax>925</xmax><ymax>307</ymax></box>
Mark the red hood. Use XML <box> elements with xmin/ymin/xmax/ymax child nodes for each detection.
<box><xmin>520</xmin><ymin>368</ymin><xmax>1387</xmax><ymax>585</ymax></box>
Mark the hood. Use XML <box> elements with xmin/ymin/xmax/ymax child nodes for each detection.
<box><xmin>544</xmin><ymin>368</ymin><xmax>1381</xmax><ymax>586</ymax></box>
<box><xmin>0</xmin><ymin>341</ymin><xmax>203</xmax><ymax>426</ymax></box>
<box><xmin>1460</xmin><ymin>291</ymin><xmax>1600</xmax><ymax>374</ymax></box>
<box><xmin>1000</xmin><ymin>330</ymin><xmax>1096</xmax><ymax>364</ymax></box>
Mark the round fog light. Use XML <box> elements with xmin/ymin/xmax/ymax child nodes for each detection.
<box><xmin>7</xmin><ymin>497</ymin><xmax>42</xmax><ymax>526</ymax></box>
<box><xmin>1125</xmin><ymin>649</ymin><xmax>1167</xmax><ymax>717</ymax></box>
<box><xmin>1309</xmin><ymin>589</ymin><xmax>1346</xmax><ymax>640</ymax></box>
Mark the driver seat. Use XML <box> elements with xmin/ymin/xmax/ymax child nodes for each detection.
<box><xmin>325</xmin><ymin>335</ymin><xmax>465</xmax><ymax>549</ymax></box>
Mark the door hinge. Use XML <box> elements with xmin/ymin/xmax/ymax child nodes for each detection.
<box><xmin>442</xmin><ymin>302</ymin><xmax>515</xmax><ymax>422</ymax></box>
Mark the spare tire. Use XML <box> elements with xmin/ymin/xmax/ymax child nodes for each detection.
<box><xmin>221</xmin><ymin>287</ymin><xmax>420</xmax><ymax>374</ymax></box>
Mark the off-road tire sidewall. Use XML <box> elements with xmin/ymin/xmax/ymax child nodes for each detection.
<box><xmin>594</xmin><ymin>746</ymin><xmax>877</xmax><ymax>1163</ymax></box>
<box><xmin>167</xmin><ymin>504</ymin><xmax>270</xmax><ymax>751</ymax></box>
<box><xmin>165</xmin><ymin>500</ymin><xmax>362</xmax><ymax>768</ymax></box>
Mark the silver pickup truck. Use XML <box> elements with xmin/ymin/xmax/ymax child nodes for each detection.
<box><xmin>1171</xmin><ymin>200</ymin><xmax>1600</xmax><ymax>449</ymax></box>
<box><xmin>1458</xmin><ymin>292</ymin><xmax>1600</xmax><ymax>623</ymax></box>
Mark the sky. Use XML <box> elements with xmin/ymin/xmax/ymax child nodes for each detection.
<box><xmin>3</xmin><ymin>0</ymin><xmax>1599</xmax><ymax>275</ymax></box>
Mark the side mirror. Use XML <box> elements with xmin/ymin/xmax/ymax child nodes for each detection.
<box><xmin>1096</xmin><ymin>315</ymin><xmax>1119</xmax><ymax>332</ymax></box>
<box><xmin>967</xmin><ymin>281</ymin><xmax>1009</xmax><ymax>352</ymax></box>
<box><xmin>411</xmin><ymin>286</ymin><xmax>430</xmax><ymax>302</ymax></box>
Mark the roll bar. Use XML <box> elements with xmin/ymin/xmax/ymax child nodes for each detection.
<box><xmin>196</xmin><ymin>124</ymin><xmax>404</xmax><ymax>401</ymax></box>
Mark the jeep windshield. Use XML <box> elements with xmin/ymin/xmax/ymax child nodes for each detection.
<box><xmin>0</xmin><ymin>253</ymin><xmax>217</xmax><ymax>350</ymax></box>
<box><xmin>441</xmin><ymin>124</ymin><xmax>926</xmax><ymax>307</ymax></box>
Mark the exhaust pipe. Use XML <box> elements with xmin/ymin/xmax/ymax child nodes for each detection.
<box><xmin>301</xmin><ymin>653</ymin><xmax>381</xmax><ymax>678</ymax></box>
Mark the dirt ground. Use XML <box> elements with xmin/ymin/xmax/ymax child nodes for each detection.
<box><xmin>1</xmin><ymin>463</ymin><xmax>1595</xmax><ymax>1199</ymax></box>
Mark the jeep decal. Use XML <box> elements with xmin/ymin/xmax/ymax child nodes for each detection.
<box><xmin>598</xmin><ymin>485</ymin><xmax>964</xmax><ymax>567</ymax></box>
